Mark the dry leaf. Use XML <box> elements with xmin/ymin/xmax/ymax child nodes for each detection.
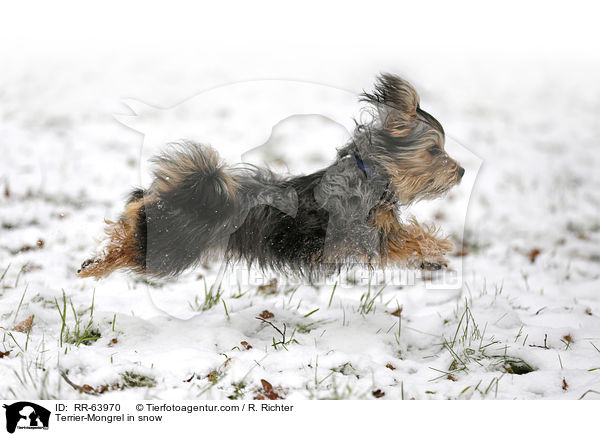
<box><xmin>241</xmin><ymin>341</ymin><xmax>252</xmax><ymax>350</ymax></box>
<box><xmin>257</xmin><ymin>379</ymin><xmax>283</xmax><ymax>399</ymax></box>
<box><xmin>266</xmin><ymin>391</ymin><xmax>279</xmax><ymax>400</ymax></box>
<box><xmin>258</xmin><ymin>278</ymin><xmax>278</xmax><ymax>295</ymax></box>
<box><xmin>14</xmin><ymin>315</ymin><xmax>34</xmax><ymax>333</ymax></box>
<box><xmin>528</xmin><ymin>248</ymin><xmax>541</xmax><ymax>263</ymax></box>
<box><xmin>372</xmin><ymin>389</ymin><xmax>385</xmax><ymax>398</ymax></box>
<box><xmin>259</xmin><ymin>310</ymin><xmax>274</xmax><ymax>319</ymax></box>
<box><xmin>390</xmin><ymin>307</ymin><xmax>403</xmax><ymax>317</ymax></box>
<box><xmin>260</xmin><ymin>379</ymin><xmax>273</xmax><ymax>393</ymax></box>
<box><xmin>0</xmin><ymin>350</ymin><xmax>10</xmax><ymax>359</ymax></box>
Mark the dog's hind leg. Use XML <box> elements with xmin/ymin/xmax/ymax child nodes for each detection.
<box><xmin>77</xmin><ymin>189</ymin><xmax>149</xmax><ymax>278</ymax></box>
<box><xmin>78</xmin><ymin>143</ymin><xmax>240</xmax><ymax>279</ymax></box>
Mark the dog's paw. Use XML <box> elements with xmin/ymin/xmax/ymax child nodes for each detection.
<box><xmin>419</xmin><ymin>257</ymin><xmax>448</xmax><ymax>271</ymax></box>
<box><xmin>77</xmin><ymin>258</ymin><xmax>97</xmax><ymax>276</ymax></box>
<box><xmin>78</xmin><ymin>258</ymin><xmax>93</xmax><ymax>271</ymax></box>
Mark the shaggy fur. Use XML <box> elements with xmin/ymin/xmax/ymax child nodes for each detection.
<box><xmin>78</xmin><ymin>74</ymin><xmax>464</xmax><ymax>280</ymax></box>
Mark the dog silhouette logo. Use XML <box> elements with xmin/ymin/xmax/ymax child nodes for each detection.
<box><xmin>2</xmin><ymin>402</ymin><xmax>50</xmax><ymax>433</ymax></box>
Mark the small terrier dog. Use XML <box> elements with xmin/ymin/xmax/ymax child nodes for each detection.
<box><xmin>78</xmin><ymin>74</ymin><xmax>464</xmax><ymax>280</ymax></box>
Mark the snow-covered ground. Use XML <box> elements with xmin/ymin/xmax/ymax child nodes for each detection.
<box><xmin>1</xmin><ymin>53</ymin><xmax>599</xmax><ymax>400</ymax></box>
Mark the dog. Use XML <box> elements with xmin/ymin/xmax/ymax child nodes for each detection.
<box><xmin>78</xmin><ymin>74</ymin><xmax>464</xmax><ymax>281</ymax></box>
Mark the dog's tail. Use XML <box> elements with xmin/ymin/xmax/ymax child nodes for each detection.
<box><xmin>77</xmin><ymin>142</ymin><xmax>241</xmax><ymax>279</ymax></box>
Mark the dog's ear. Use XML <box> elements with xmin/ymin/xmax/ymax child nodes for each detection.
<box><xmin>361</xmin><ymin>74</ymin><xmax>420</xmax><ymax>121</ymax></box>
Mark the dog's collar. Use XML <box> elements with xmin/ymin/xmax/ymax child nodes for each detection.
<box><xmin>352</xmin><ymin>155</ymin><xmax>372</xmax><ymax>177</ymax></box>
<box><xmin>340</xmin><ymin>153</ymin><xmax>372</xmax><ymax>177</ymax></box>
<box><xmin>341</xmin><ymin>154</ymin><xmax>396</xmax><ymax>205</ymax></box>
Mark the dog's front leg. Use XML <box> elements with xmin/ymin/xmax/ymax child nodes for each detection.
<box><xmin>374</xmin><ymin>209</ymin><xmax>453</xmax><ymax>270</ymax></box>
<box><xmin>405</xmin><ymin>218</ymin><xmax>453</xmax><ymax>270</ymax></box>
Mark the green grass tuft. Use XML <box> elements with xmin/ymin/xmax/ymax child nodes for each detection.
<box><xmin>189</xmin><ymin>278</ymin><xmax>225</xmax><ymax>312</ymax></box>
<box><xmin>120</xmin><ymin>371</ymin><xmax>157</xmax><ymax>389</ymax></box>
<box><xmin>54</xmin><ymin>290</ymin><xmax>101</xmax><ymax>347</ymax></box>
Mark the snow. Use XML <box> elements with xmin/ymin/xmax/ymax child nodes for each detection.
<box><xmin>1</xmin><ymin>52</ymin><xmax>600</xmax><ymax>400</ymax></box>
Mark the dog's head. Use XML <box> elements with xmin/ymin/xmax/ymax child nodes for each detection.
<box><xmin>361</xmin><ymin>74</ymin><xmax>464</xmax><ymax>204</ymax></box>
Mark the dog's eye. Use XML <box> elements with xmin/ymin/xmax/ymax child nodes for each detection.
<box><xmin>427</xmin><ymin>147</ymin><xmax>441</xmax><ymax>156</ymax></box>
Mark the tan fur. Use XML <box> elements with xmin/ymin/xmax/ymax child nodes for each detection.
<box><xmin>152</xmin><ymin>146</ymin><xmax>239</xmax><ymax>198</ymax></box>
<box><xmin>372</xmin><ymin>207</ymin><xmax>453</xmax><ymax>268</ymax></box>
<box><xmin>376</xmin><ymin>93</ymin><xmax>461</xmax><ymax>205</ymax></box>
<box><xmin>384</xmin><ymin>79</ymin><xmax>419</xmax><ymax>116</ymax></box>
<box><xmin>382</xmin><ymin>144</ymin><xmax>461</xmax><ymax>204</ymax></box>
<box><xmin>77</xmin><ymin>198</ymin><xmax>147</xmax><ymax>278</ymax></box>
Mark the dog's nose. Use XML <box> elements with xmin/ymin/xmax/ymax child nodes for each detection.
<box><xmin>458</xmin><ymin>167</ymin><xmax>465</xmax><ymax>179</ymax></box>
